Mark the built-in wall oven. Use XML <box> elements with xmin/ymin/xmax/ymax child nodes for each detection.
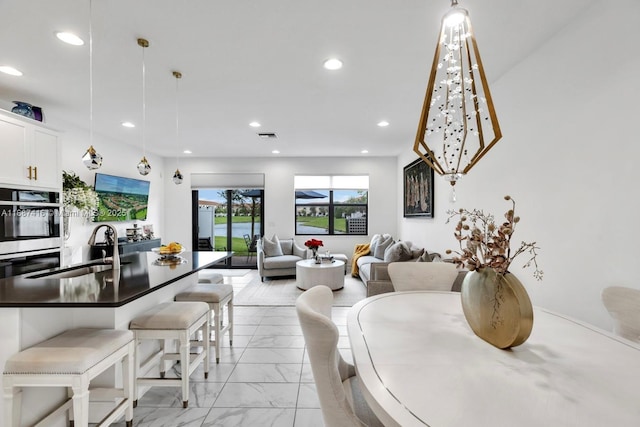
<box><xmin>0</xmin><ymin>187</ymin><xmax>62</xmax><ymax>278</ymax></box>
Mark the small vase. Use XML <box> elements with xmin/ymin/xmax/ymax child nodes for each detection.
<box><xmin>460</xmin><ymin>268</ymin><xmax>533</xmax><ymax>349</ymax></box>
<box><xmin>11</xmin><ymin>101</ymin><xmax>35</xmax><ymax>119</ymax></box>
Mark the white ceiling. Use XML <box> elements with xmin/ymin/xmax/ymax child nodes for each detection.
<box><xmin>0</xmin><ymin>0</ymin><xmax>596</xmax><ymax>159</ymax></box>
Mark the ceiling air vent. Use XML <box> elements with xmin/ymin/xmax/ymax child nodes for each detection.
<box><xmin>257</xmin><ymin>132</ymin><xmax>277</xmax><ymax>139</ymax></box>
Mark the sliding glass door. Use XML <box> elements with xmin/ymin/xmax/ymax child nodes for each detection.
<box><xmin>192</xmin><ymin>188</ymin><xmax>263</xmax><ymax>268</ymax></box>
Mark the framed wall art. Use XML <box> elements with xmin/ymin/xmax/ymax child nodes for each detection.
<box><xmin>403</xmin><ymin>158</ymin><xmax>434</xmax><ymax>218</ymax></box>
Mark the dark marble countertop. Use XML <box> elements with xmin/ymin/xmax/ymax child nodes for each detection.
<box><xmin>0</xmin><ymin>251</ymin><xmax>232</xmax><ymax>308</ymax></box>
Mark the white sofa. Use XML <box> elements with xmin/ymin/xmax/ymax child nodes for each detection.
<box><xmin>257</xmin><ymin>236</ymin><xmax>307</xmax><ymax>281</ymax></box>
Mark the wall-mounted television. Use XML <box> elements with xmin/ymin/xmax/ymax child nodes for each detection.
<box><xmin>93</xmin><ymin>173</ymin><xmax>150</xmax><ymax>222</ymax></box>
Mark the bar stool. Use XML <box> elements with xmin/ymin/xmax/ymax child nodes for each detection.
<box><xmin>3</xmin><ymin>328</ymin><xmax>135</xmax><ymax>427</ymax></box>
<box><xmin>129</xmin><ymin>301</ymin><xmax>210</xmax><ymax>408</ymax></box>
<box><xmin>174</xmin><ymin>284</ymin><xmax>234</xmax><ymax>363</ymax></box>
<box><xmin>197</xmin><ymin>270</ymin><xmax>224</xmax><ymax>284</ymax></box>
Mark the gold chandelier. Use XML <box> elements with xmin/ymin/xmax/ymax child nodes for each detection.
<box><xmin>414</xmin><ymin>0</ymin><xmax>501</xmax><ymax>190</ymax></box>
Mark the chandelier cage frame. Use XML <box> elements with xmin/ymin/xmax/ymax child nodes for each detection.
<box><xmin>413</xmin><ymin>0</ymin><xmax>502</xmax><ymax>186</ymax></box>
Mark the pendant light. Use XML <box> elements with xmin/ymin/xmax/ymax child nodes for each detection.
<box><xmin>413</xmin><ymin>0</ymin><xmax>501</xmax><ymax>190</ymax></box>
<box><xmin>82</xmin><ymin>0</ymin><xmax>102</xmax><ymax>170</ymax></box>
<box><xmin>136</xmin><ymin>38</ymin><xmax>151</xmax><ymax>176</ymax></box>
<box><xmin>172</xmin><ymin>70</ymin><xmax>184</xmax><ymax>185</ymax></box>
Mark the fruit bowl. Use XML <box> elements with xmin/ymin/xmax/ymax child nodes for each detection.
<box><xmin>152</xmin><ymin>247</ymin><xmax>185</xmax><ymax>256</ymax></box>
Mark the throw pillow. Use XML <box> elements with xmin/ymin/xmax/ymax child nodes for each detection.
<box><xmin>369</xmin><ymin>234</ymin><xmax>382</xmax><ymax>256</ymax></box>
<box><xmin>416</xmin><ymin>250</ymin><xmax>433</xmax><ymax>262</ymax></box>
<box><xmin>263</xmin><ymin>235</ymin><xmax>284</xmax><ymax>257</ymax></box>
<box><xmin>373</xmin><ymin>235</ymin><xmax>394</xmax><ymax>259</ymax></box>
<box><xmin>279</xmin><ymin>238</ymin><xmax>294</xmax><ymax>255</ymax></box>
<box><xmin>411</xmin><ymin>247</ymin><xmax>425</xmax><ymax>259</ymax></box>
<box><xmin>384</xmin><ymin>241</ymin><xmax>412</xmax><ymax>263</ymax></box>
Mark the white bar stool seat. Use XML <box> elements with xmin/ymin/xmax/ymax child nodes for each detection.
<box><xmin>129</xmin><ymin>301</ymin><xmax>210</xmax><ymax>408</ymax></box>
<box><xmin>3</xmin><ymin>328</ymin><xmax>135</xmax><ymax>427</ymax></box>
<box><xmin>197</xmin><ymin>270</ymin><xmax>224</xmax><ymax>284</ymax></box>
<box><xmin>174</xmin><ymin>284</ymin><xmax>234</xmax><ymax>363</ymax></box>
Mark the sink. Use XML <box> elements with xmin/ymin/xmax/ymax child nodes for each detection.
<box><xmin>27</xmin><ymin>263</ymin><xmax>126</xmax><ymax>279</ymax></box>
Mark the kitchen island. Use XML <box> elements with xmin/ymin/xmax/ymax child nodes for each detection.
<box><xmin>0</xmin><ymin>250</ymin><xmax>231</xmax><ymax>426</ymax></box>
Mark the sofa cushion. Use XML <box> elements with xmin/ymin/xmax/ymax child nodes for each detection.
<box><xmin>384</xmin><ymin>241</ymin><xmax>412</xmax><ymax>263</ymax></box>
<box><xmin>279</xmin><ymin>238</ymin><xmax>294</xmax><ymax>255</ymax></box>
<box><xmin>263</xmin><ymin>236</ymin><xmax>284</xmax><ymax>257</ymax></box>
<box><xmin>369</xmin><ymin>234</ymin><xmax>382</xmax><ymax>256</ymax></box>
<box><xmin>373</xmin><ymin>235</ymin><xmax>394</xmax><ymax>259</ymax></box>
<box><xmin>263</xmin><ymin>254</ymin><xmax>302</xmax><ymax>270</ymax></box>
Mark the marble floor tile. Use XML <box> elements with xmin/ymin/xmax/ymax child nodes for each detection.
<box><xmin>296</xmin><ymin>383</ymin><xmax>321</xmax><ymax>409</ymax></box>
<box><xmin>259</xmin><ymin>315</ymin><xmax>302</xmax><ymax>326</ymax></box>
<box><xmin>294</xmin><ymin>408</ymin><xmax>325</xmax><ymax>427</ymax></box>
<box><xmin>299</xmin><ymin>364</ymin><xmax>314</xmax><ymax>383</ymax></box>
<box><xmin>247</xmin><ymin>335</ymin><xmax>306</xmax><ymax>348</ymax></box>
<box><xmin>213</xmin><ymin>383</ymin><xmax>299</xmax><ymax>408</ymax></box>
<box><xmin>232</xmin><ymin>325</ymin><xmax>259</xmax><ymax>336</ymax></box>
<box><xmin>220</xmin><ymin>334</ymin><xmax>251</xmax><ymax>348</ymax></box>
<box><xmin>112</xmin><ymin>407</ymin><xmax>211</xmax><ymax>427</ymax></box>
<box><xmin>239</xmin><ymin>348</ymin><xmax>305</xmax><ymax>364</ymax></box>
<box><xmin>203</xmin><ymin>408</ymin><xmax>295</xmax><ymax>427</ymax></box>
<box><xmin>166</xmin><ymin>362</ymin><xmax>236</xmax><ymax>383</ymax></box>
<box><xmin>227</xmin><ymin>363</ymin><xmax>302</xmax><ymax>383</ymax></box>
<box><xmin>136</xmin><ymin>381</ymin><xmax>225</xmax><ymax>408</ymax></box>
<box><xmin>254</xmin><ymin>325</ymin><xmax>303</xmax><ymax>336</ymax></box>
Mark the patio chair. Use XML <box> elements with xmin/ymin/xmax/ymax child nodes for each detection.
<box><xmin>244</xmin><ymin>234</ymin><xmax>258</xmax><ymax>261</ymax></box>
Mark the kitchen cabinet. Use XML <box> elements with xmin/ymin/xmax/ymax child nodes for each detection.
<box><xmin>0</xmin><ymin>110</ymin><xmax>61</xmax><ymax>189</ymax></box>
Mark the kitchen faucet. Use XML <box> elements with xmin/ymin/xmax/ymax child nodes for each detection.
<box><xmin>88</xmin><ymin>224</ymin><xmax>120</xmax><ymax>270</ymax></box>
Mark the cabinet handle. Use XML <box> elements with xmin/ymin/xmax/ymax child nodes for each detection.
<box><xmin>27</xmin><ymin>166</ymin><xmax>33</xmax><ymax>180</ymax></box>
<box><xmin>33</xmin><ymin>166</ymin><xmax>38</xmax><ymax>180</ymax></box>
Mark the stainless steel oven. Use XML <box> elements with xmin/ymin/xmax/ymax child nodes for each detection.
<box><xmin>0</xmin><ymin>187</ymin><xmax>61</xmax><ymax>254</ymax></box>
<box><xmin>0</xmin><ymin>248</ymin><xmax>61</xmax><ymax>278</ymax></box>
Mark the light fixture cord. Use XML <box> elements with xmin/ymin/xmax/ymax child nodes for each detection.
<box><xmin>175</xmin><ymin>73</ymin><xmax>180</xmax><ymax>169</ymax></box>
<box><xmin>141</xmin><ymin>43</ymin><xmax>146</xmax><ymax>157</ymax></box>
<box><xmin>89</xmin><ymin>0</ymin><xmax>93</xmax><ymax>148</ymax></box>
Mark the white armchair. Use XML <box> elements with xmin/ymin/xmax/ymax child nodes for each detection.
<box><xmin>256</xmin><ymin>236</ymin><xmax>307</xmax><ymax>281</ymax></box>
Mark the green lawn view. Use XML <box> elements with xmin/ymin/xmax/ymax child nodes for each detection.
<box><xmin>296</xmin><ymin>216</ymin><xmax>346</xmax><ymax>233</ymax></box>
<box><xmin>212</xmin><ymin>215</ymin><xmax>261</xmax><ymax>255</ymax></box>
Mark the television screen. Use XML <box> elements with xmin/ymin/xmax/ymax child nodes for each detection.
<box><xmin>93</xmin><ymin>173</ymin><xmax>150</xmax><ymax>222</ymax></box>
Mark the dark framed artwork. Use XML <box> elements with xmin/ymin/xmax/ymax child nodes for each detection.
<box><xmin>403</xmin><ymin>158</ymin><xmax>434</xmax><ymax>218</ymax></box>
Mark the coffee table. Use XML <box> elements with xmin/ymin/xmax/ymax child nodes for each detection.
<box><xmin>296</xmin><ymin>259</ymin><xmax>345</xmax><ymax>290</ymax></box>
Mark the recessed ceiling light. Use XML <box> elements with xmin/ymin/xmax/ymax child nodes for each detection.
<box><xmin>56</xmin><ymin>32</ymin><xmax>84</xmax><ymax>46</ymax></box>
<box><xmin>272</xmin><ymin>150</ymin><xmax>280</xmax><ymax>154</ymax></box>
<box><xmin>377</xmin><ymin>120</ymin><xmax>390</xmax><ymax>127</ymax></box>
<box><xmin>183</xmin><ymin>149</ymin><xmax>192</xmax><ymax>154</ymax></box>
<box><xmin>249</xmin><ymin>121</ymin><xmax>261</xmax><ymax>128</ymax></box>
<box><xmin>323</xmin><ymin>58</ymin><xmax>343</xmax><ymax>70</ymax></box>
<box><xmin>361</xmin><ymin>149</ymin><xmax>369</xmax><ymax>154</ymax></box>
<box><xmin>0</xmin><ymin>66</ymin><xmax>22</xmax><ymax>76</ymax></box>
<box><xmin>121</xmin><ymin>121</ymin><xmax>135</xmax><ymax>128</ymax></box>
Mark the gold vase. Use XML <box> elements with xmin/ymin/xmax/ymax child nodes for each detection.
<box><xmin>460</xmin><ymin>268</ymin><xmax>533</xmax><ymax>349</ymax></box>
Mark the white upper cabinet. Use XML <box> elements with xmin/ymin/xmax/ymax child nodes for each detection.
<box><xmin>0</xmin><ymin>110</ymin><xmax>61</xmax><ymax>190</ymax></box>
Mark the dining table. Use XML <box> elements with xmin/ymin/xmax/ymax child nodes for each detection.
<box><xmin>347</xmin><ymin>291</ymin><xmax>640</xmax><ymax>427</ymax></box>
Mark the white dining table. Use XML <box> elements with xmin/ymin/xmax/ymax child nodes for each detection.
<box><xmin>347</xmin><ymin>291</ymin><xmax>640</xmax><ymax>427</ymax></box>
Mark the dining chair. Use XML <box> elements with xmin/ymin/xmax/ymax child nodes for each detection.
<box><xmin>388</xmin><ymin>262</ymin><xmax>462</xmax><ymax>292</ymax></box>
<box><xmin>296</xmin><ymin>286</ymin><xmax>383</xmax><ymax>427</ymax></box>
<box><xmin>601</xmin><ymin>286</ymin><xmax>640</xmax><ymax>342</ymax></box>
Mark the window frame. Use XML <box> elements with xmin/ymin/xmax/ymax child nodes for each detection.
<box><xmin>295</xmin><ymin>188</ymin><xmax>368</xmax><ymax>236</ymax></box>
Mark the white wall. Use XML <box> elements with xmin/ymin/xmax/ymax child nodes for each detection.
<box><xmin>56</xmin><ymin>120</ymin><xmax>165</xmax><ymax>263</ymax></box>
<box><xmin>398</xmin><ymin>0</ymin><xmax>640</xmax><ymax>330</ymax></box>
<box><xmin>163</xmin><ymin>156</ymin><xmax>397</xmax><ymax>257</ymax></box>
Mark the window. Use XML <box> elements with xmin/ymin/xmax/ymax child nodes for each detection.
<box><xmin>295</xmin><ymin>176</ymin><xmax>368</xmax><ymax>235</ymax></box>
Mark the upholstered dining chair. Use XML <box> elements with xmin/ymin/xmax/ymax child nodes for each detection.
<box><xmin>602</xmin><ymin>286</ymin><xmax>640</xmax><ymax>343</ymax></box>
<box><xmin>388</xmin><ymin>262</ymin><xmax>462</xmax><ymax>292</ymax></box>
<box><xmin>296</xmin><ymin>286</ymin><xmax>383</xmax><ymax>427</ymax></box>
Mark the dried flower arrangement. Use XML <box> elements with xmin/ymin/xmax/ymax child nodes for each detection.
<box><xmin>446</xmin><ymin>195</ymin><xmax>543</xmax><ymax>280</ymax></box>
